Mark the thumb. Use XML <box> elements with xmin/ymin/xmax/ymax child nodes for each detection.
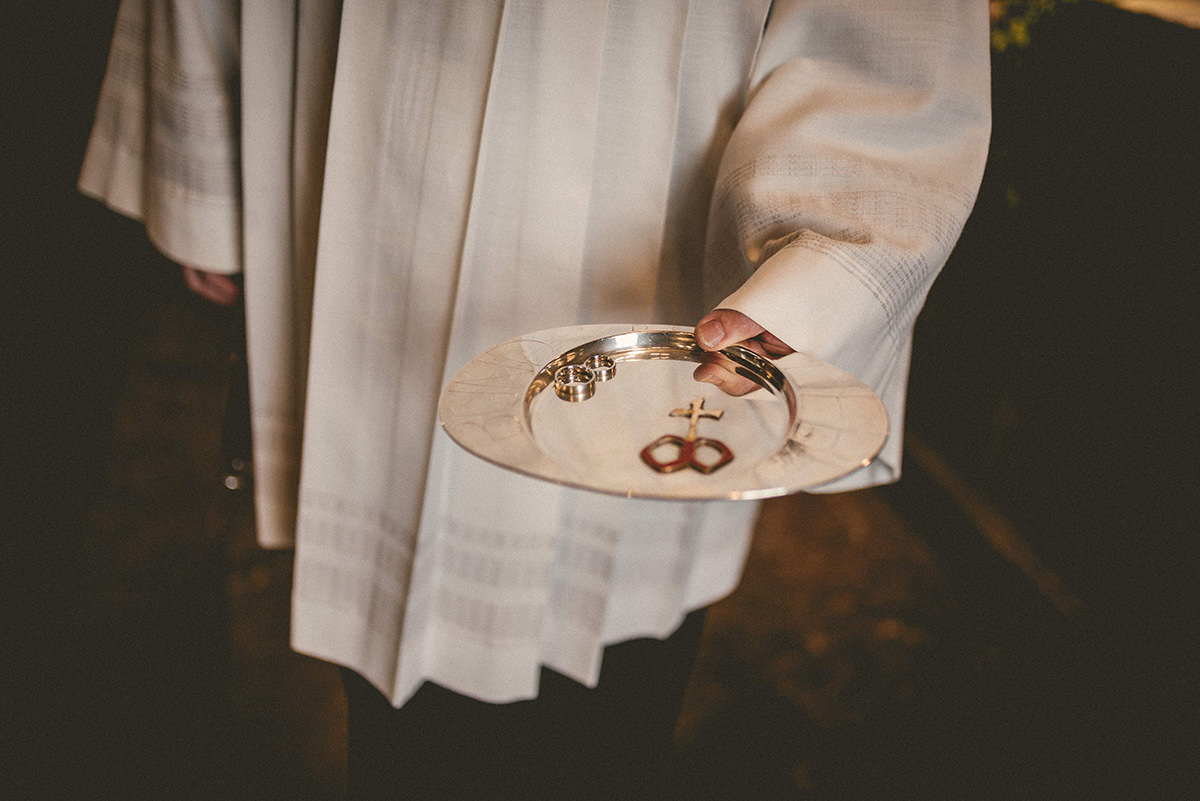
<box><xmin>694</xmin><ymin>308</ymin><xmax>765</xmax><ymax>351</ymax></box>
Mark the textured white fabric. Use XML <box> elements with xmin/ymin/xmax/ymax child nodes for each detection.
<box><xmin>78</xmin><ymin>0</ymin><xmax>242</xmax><ymax>272</ymax></box>
<box><xmin>79</xmin><ymin>0</ymin><xmax>990</xmax><ymax>705</ymax></box>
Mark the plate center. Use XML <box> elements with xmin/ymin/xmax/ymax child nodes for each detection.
<box><xmin>528</xmin><ymin>359</ymin><xmax>791</xmax><ymax>488</ymax></box>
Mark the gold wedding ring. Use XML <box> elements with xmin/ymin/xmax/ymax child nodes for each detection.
<box><xmin>554</xmin><ymin>365</ymin><xmax>596</xmax><ymax>402</ymax></box>
<box><xmin>584</xmin><ymin>354</ymin><xmax>615</xmax><ymax>382</ymax></box>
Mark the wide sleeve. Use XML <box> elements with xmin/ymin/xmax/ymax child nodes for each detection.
<box><xmin>78</xmin><ymin>0</ymin><xmax>243</xmax><ymax>274</ymax></box>
<box><xmin>706</xmin><ymin>0</ymin><xmax>992</xmax><ymax>489</ymax></box>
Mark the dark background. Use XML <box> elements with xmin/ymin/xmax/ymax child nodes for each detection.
<box><xmin>4</xmin><ymin>2</ymin><xmax>1197</xmax><ymax>799</ymax></box>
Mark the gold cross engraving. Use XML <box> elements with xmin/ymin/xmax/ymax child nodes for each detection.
<box><xmin>672</xmin><ymin>398</ymin><xmax>724</xmax><ymax>438</ymax></box>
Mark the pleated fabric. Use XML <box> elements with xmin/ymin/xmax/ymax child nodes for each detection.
<box><xmin>79</xmin><ymin>0</ymin><xmax>991</xmax><ymax>705</ymax></box>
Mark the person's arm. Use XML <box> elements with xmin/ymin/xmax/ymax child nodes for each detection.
<box><xmin>79</xmin><ymin>0</ymin><xmax>243</xmax><ymax>290</ymax></box>
<box><xmin>694</xmin><ymin>0</ymin><xmax>991</xmax><ymax>487</ymax></box>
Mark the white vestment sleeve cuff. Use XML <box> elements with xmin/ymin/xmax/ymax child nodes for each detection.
<box><xmin>717</xmin><ymin>244</ymin><xmax>909</xmax><ymax>489</ymax></box>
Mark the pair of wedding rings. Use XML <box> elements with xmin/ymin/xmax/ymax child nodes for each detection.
<box><xmin>553</xmin><ymin>355</ymin><xmax>616</xmax><ymax>402</ymax></box>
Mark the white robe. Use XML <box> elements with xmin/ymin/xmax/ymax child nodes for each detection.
<box><xmin>79</xmin><ymin>0</ymin><xmax>990</xmax><ymax>705</ymax></box>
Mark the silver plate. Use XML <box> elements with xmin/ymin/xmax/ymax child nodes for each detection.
<box><xmin>438</xmin><ymin>324</ymin><xmax>888</xmax><ymax>500</ymax></box>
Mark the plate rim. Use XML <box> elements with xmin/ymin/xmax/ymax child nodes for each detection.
<box><xmin>438</xmin><ymin>324</ymin><xmax>888</xmax><ymax>500</ymax></box>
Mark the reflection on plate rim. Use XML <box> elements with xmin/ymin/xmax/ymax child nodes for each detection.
<box><xmin>438</xmin><ymin>324</ymin><xmax>888</xmax><ymax>500</ymax></box>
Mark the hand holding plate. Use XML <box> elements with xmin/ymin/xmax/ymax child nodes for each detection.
<box><xmin>694</xmin><ymin>309</ymin><xmax>793</xmax><ymax>396</ymax></box>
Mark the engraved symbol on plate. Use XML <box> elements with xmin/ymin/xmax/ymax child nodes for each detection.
<box><xmin>639</xmin><ymin>398</ymin><xmax>734</xmax><ymax>474</ymax></box>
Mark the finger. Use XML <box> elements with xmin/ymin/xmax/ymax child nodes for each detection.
<box><xmin>694</xmin><ymin>308</ymin><xmax>765</xmax><ymax>351</ymax></box>
<box><xmin>754</xmin><ymin>330</ymin><xmax>795</xmax><ymax>358</ymax></box>
<box><xmin>181</xmin><ymin>266</ymin><xmax>240</xmax><ymax>306</ymax></box>
<box><xmin>199</xmin><ymin>273</ymin><xmax>241</xmax><ymax>305</ymax></box>
<box><xmin>693</xmin><ymin>360</ymin><xmax>762</xmax><ymax>397</ymax></box>
<box><xmin>695</xmin><ymin>308</ymin><xmax>795</xmax><ymax>358</ymax></box>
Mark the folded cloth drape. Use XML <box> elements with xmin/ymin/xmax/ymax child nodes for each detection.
<box><xmin>79</xmin><ymin>0</ymin><xmax>990</xmax><ymax>706</ymax></box>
